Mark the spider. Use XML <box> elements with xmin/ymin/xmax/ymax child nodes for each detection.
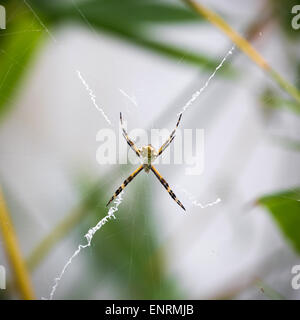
<box><xmin>106</xmin><ymin>112</ymin><xmax>185</xmax><ymax>211</ymax></box>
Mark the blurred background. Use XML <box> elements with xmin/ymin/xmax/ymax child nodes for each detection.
<box><xmin>0</xmin><ymin>0</ymin><xmax>300</xmax><ymax>300</ymax></box>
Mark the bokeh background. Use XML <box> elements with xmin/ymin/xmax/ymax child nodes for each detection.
<box><xmin>0</xmin><ymin>0</ymin><xmax>300</xmax><ymax>300</ymax></box>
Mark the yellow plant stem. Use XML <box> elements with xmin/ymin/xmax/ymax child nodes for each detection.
<box><xmin>183</xmin><ymin>0</ymin><xmax>300</xmax><ymax>104</ymax></box>
<box><xmin>0</xmin><ymin>187</ymin><xmax>35</xmax><ymax>300</ymax></box>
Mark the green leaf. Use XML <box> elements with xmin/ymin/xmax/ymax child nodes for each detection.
<box><xmin>270</xmin><ymin>99</ymin><xmax>300</xmax><ymax>114</ymax></box>
<box><xmin>270</xmin><ymin>135</ymin><xmax>300</xmax><ymax>152</ymax></box>
<box><xmin>72</xmin><ymin>0</ymin><xmax>200</xmax><ymax>24</ymax></box>
<box><xmin>0</xmin><ymin>8</ymin><xmax>44</xmax><ymax>121</ymax></box>
<box><xmin>261</xmin><ymin>88</ymin><xmax>300</xmax><ymax>115</ymax></box>
<box><xmin>31</xmin><ymin>0</ymin><xmax>202</xmax><ymax>25</ymax></box>
<box><xmin>270</xmin><ymin>0</ymin><xmax>300</xmax><ymax>39</ymax></box>
<box><xmin>30</xmin><ymin>0</ymin><xmax>232</xmax><ymax>72</ymax></box>
<box><xmin>258</xmin><ymin>188</ymin><xmax>300</xmax><ymax>254</ymax></box>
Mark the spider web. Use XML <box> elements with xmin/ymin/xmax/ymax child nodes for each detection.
<box><xmin>2</xmin><ymin>1</ymin><xmax>298</xmax><ymax>301</ymax></box>
<box><xmin>0</xmin><ymin>0</ymin><xmax>232</xmax><ymax>300</ymax></box>
<box><xmin>44</xmin><ymin>46</ymin><xmax>232</xmax><ymax>299</ymax></box>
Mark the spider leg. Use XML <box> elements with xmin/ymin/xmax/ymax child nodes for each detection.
<box><xmin>106</xmin><ymin>165</ymin><xmax>144</xmax><ymax>206</ymax></box>
<box><xmin>150</xmin><ymin>165</ymin><xmax>185</xmax><ymax>211</ymax></box>
<box><xmin>120</xmin><ymin>112</ymin><xmax>141</xmax><ymax>158</ymax></box>
<box><xmin>157</xmin><ymin>113</ymin><xmax>182</xmax><ymax>157</ymax></box>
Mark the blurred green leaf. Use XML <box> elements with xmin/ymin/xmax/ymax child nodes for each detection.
<box><xmin>30</xmin><ymin>0</ymin><xmax>232</xmax><ymax>72</ymax></box>
<box><xmin>261</xmin><ymin>88</ymin><xmax>300</xmax><ymax>115</ymax></box>
<box><xmin>270</xmin><ymin>0</ymin><xmax>300</xmax><ymax>39</ymax></box>
<box><xmin>32</xmin><ymin>0</ymin><xmax>202</xmax><ymax>25</ymax></box>
<box><xmin>0</xmin><ymin>8</ymin><xmax>44</xmax><ymax>121</ymax></box>
<box><xmin>270</xmin><ymin>135</ymin><xmax>300</xmax><ymax>152</ymax></box>
<box><xmin>0</xmin><ymin>0</ymin><xmax>233</xmax><ymax>122</ymax></box>
<box><xmin>269</xmin><ymin>98</ymin><xmax>300</xmax><ymax>114</ymax></box>
<box><xmin>258</xmin><ymin>188</ymin><xmax>300</xmax><ymax>254</ymax></box>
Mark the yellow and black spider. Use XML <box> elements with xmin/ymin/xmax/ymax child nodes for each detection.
<box><xmin>106</xmin><ymin>112</ymin><xmax>185</xmax><ymax>211</ymax></box>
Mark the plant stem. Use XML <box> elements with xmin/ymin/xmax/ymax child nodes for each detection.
<box><xmin>0</xmin><ymin>187</ymin><xmax>35</xmax><ymax>300</ymax></box>
<box><xmin>182</xmin><ymin>0</ymin><xmax>300</xmax><ymax>104</ymax></box>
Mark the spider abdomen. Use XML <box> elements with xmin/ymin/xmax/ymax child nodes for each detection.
<box><xmin>139</xmin><ymin>145</ymin><xmax>157</xmax><ymax>167</ymax></box>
